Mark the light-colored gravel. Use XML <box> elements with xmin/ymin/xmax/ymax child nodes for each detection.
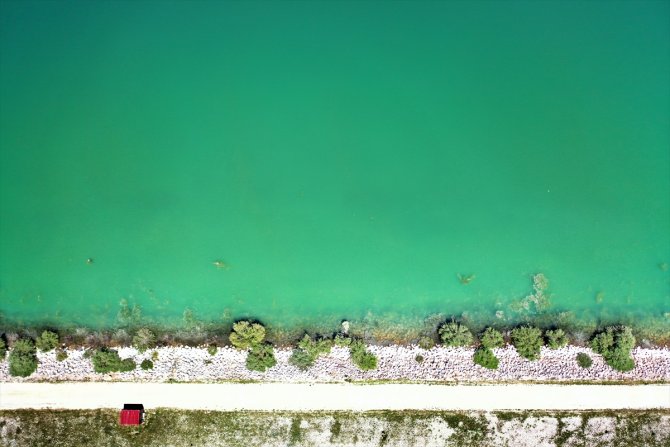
<box><xmin>0</xmin><ymin>345</ymin><xmax>668</xmax><ymax>383</ymax></box>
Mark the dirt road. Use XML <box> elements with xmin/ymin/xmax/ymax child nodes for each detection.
<box><xmin>1</xmin><ymin>383</ymin><xmax>669</xmax><ymax>411</ymax></box>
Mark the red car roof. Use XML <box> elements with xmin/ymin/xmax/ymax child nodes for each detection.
<box><xmin>119</xmin><ymin>409</ymin><xmax>141</xmax><ymax>425</ymax></box>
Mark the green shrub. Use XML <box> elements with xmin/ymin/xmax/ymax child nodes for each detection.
<box><xmin>591</xmin><ymin>326</ymin><xmax>636</xmax><ymax>353</ymax></box>
<box><xmin>576</xmin><ymin>352</ymin><xmax>593</xmax><ymax>368</ymax></box>
<box><xmin>246</xmin><ymin>344</ymin><xmax>276</xmax><ymax>372</ymax></box>
<box><xmin>151</xmin><ymin>350</ymin><xmax>159</xmax><ymax>361</ymax></box>
<box><xmin>352</xmin><ymin>350</ymin><xmax>377</xmax><ymax>371</ymax></box>
<box><xmin>415</xmin><ymin>354</ymin><xmax>425</xmax><ymax>363</ymax></box>
<box><xmin>119</xmin><ymin>358</ymin><xmax>136</xmax><ymax>371</ymax></box>
<box><xmin>591</xmin><ymin>329</ymin><xmax>614</xmax><ymax>355</ymax></box>
<box><xmin>545</xmin><ymin>328</ymin><xmax>568</xmax><ymax>349</ymax></box>
<box><xmin>480</xmin><ymin>327</ymin><xmax>504</xmax><ymax>349</ymax></box>
<box><xmin>141</xmin><ymin>359</ymin><xmax>154</xmax><ymax>370</ymax></box>
<box><xmin>230</xmin><ymin>321</ymin><xmax>266</xmax><ymax>350</ymax></box>
<box><xmin>36</xmin><ymin>330</ymin><xmax>59</xmax><ymax>352</ymax></box>
<box><xmin>298</xmin><ymin>334</ymin><xmax>332</xmax><ymax>358</ymax></box>
<box><xmin>0</xmin><ymin>337</ymin><xmax>6</xmax><ymax>361</ymax></box>
<box><xmin>8</xmin><ymin>338</ymin><xmax>38</xmax><ymax>377</ymax></box>
<box><xmin>438</xmin><ymin>322</ymin><xmax>474</xmax><ymax>347</ymax></box>
<box><xmin>132</xmin><ymin>328</ymin><xmax>157</xmax><ymax>353</ymax></box>
<box><xmin>289</xmin><ymin>348</ymin><xmax>315</xmax><ymax>370</ymax></box>
<box><xmin>605</xmin><ymin>347</ymin><xmax>635</xmax><ymax>372</ymax></box>
<box><xmin>349</xmin><ymin>340</ymin><xmax>365</xmax><ymax>354</ymax></box>
<box><xmin>350</xmin><ymin>340</ymin><xmax>378</xmax><ymax>371</ymax></box>
<box><xmin>56</xmin><ymin>348</ymin><xmax>68</xmax><ymax>362</ymax></box>
<box><xmin>91</xmin><ymin>348</ymin><xmax>136</xmax><ymax>373</ymax></box>
<box><xmin>289</xmin><ymin>335</ymin><xmax>333</xmax><ymax>371</ymax></box>
<box><xmin>418</xmin><ymin>336</ymin><xmax>435</xmax><ymax>350</ymax></box>
<box><xmin>590</xmin><ymin>326</ymin><xmax>636</xmax><ymax>372</ymax></box>
<box><xmin>207</xmin><ymin>344</ymin><xmax>218</xmax><ymax>356</ymax></box>
<box><xmin>617</xmin><ymin>326</ymin><xmax>636</xmax><ymax>351</ymax></box>
<box><xmin>334</xmin><ymin>334</ymin><xmax>352</xmax><ymax>347</ymax></box>
<box><xmin>473</xmin><ymin>347</ymin><xmax>499</xmax><ymax>370</ymax></box>
<box><xmin>511</xmin><ymin>326</ymin><xmax>543</xmax><ymax>361</ymax></box>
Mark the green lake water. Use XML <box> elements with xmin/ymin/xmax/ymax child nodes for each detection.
<box><xmin>1</xmin><ymin>0</ymin><xmax>668</xmax><ymax>330</ymax></box>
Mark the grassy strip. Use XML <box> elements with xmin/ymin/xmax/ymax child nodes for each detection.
<box><xmin>1</xmin><ymin>409</ymin><xmax>668</xmax><ymax>447</ymax></box>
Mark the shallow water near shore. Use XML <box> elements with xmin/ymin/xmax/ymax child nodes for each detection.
<box><xmin>1</xmin><ymin>1</ymin><xmax>669</xmax><ymax>331</ymax></box>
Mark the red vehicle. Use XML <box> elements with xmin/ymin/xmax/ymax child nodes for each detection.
<box><xmin>119</xmin><ymin>404</ymin><xmax>144</xmax><ymax>426</ymax></box>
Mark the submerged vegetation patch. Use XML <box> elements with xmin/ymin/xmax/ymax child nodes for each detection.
<box><xmin>0</xmin><ymin>275</ymin><xmax>660</xmax><ymax>379</ymax></box>
<box><xmin>2</xmin><ymin>277</ymin><xmax>669</xmax><ymax>351</ymax></box>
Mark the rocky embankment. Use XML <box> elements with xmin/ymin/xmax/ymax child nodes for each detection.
<box><xmin>1</xmin><ymin>345</ymin><xmax>669</xmax><ymax>383</ymax></box>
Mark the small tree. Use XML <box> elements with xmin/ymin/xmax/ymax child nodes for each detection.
<box><xmin>246</xmin><ymin>343</ymin><xmax>276</xmax><ymax>372</ymax></box>
<box><xmin>230</xmin><ymin>321</ymin><xmax>266</xmax><ymax>350</ymax></box>
<box><xmin>593</xmin><ymin>326</ymin><xmax>635</xmax><ymax>352</ymax></box>
<box><xmin>545</xmin><ymin>329</ymin><xmax>568</xmax><ymax>349</ymax></box>
<box><xmin>576</xmin><ymin>353</ymin><xmax>593</xmax><ymax>369</ymax></box>
<box><xmin>473</xmin><ymin>347</ymin><xmax>499</xmax><ymax>370</ymax></box>
<box><xmin>132</xmin><ymin>328</ymin><xmax>157</xmax><ymax>353</ymax></box>
<box><xmin>91</xmin><ymin>349</ymin><xmax>117</xmax><ymax>372</ymax></box>
<box><xmin>438</xmin><ymin>322</ymin><xmax>474</xmax><ymax>347</ymax></box>
<box><xmin>590</xmin><ymin>326</ymin><xmax>636</xmax><ymax>372</ymax></box>
<box><xmin>480</xmin><ymin>328</ymin><xmax>504</xmax><ymax>349</ymax></box>
<box><xmin>9</xmin><ymin>338</ymin><xmax>38</xmax><ymax>377</ymax></box>
<box><xmin>590</xmin><ymin>329</ymin><xmax>614</xmax><ymax>354</ymax></box>
<box><xmin>350</xmin><ymin>340</ymin><xmax>378</xmax><ymax>371</ymax></box>
<box><xmin>605</xmin><ymin>346</ymin><xmax>635</xmax><ymax>372</ymax></box>
<box><xmin>141</xmin><ymin>359</ymin><xmax>154</xmax><ymax>370</ymax></box>
<box><xmin>119</xmin><ymin>358</ymin><xmax>136</xmax><ymax>372</ymax></box>
<box><xmin>36</xmin><ymin>330</ymin><xmax>59</xmax><ymax>352</ymax></box>
<box><xmin>511</xmin><ymin>326</ymin><xmax>543</xmax><ymax>361</ymax></box>
<box><xmin>91</xmin><ymin>348</ymin><xmax>136</xmax><ymax>373</ymax></box>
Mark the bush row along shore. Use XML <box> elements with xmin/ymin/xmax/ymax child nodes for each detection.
<box><xmin>1</xmin><ymin>321</ymin><xmax>668</xmax><ymax>382</ymax></box>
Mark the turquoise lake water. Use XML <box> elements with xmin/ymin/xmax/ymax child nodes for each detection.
<box><xmin>1</xmin><ymin>1</ymin><xmax>668</xmax><ymax>330</ymax></box>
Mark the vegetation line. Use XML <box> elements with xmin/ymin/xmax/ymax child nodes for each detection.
<box><xmin>0</xmin><ymin>318</ymin><xmax>645</xmax><ymax>377</ymax></box>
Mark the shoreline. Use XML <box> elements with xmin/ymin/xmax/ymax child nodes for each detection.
<box><xmin>2</xmin><ymin>308</ymin><xmax>669</xmax><ymax>348</ymax></box>
<box><xmin>2</xmin><ymin>344</ymin><xmax>669</xmax><ymax>384</ymax></box>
